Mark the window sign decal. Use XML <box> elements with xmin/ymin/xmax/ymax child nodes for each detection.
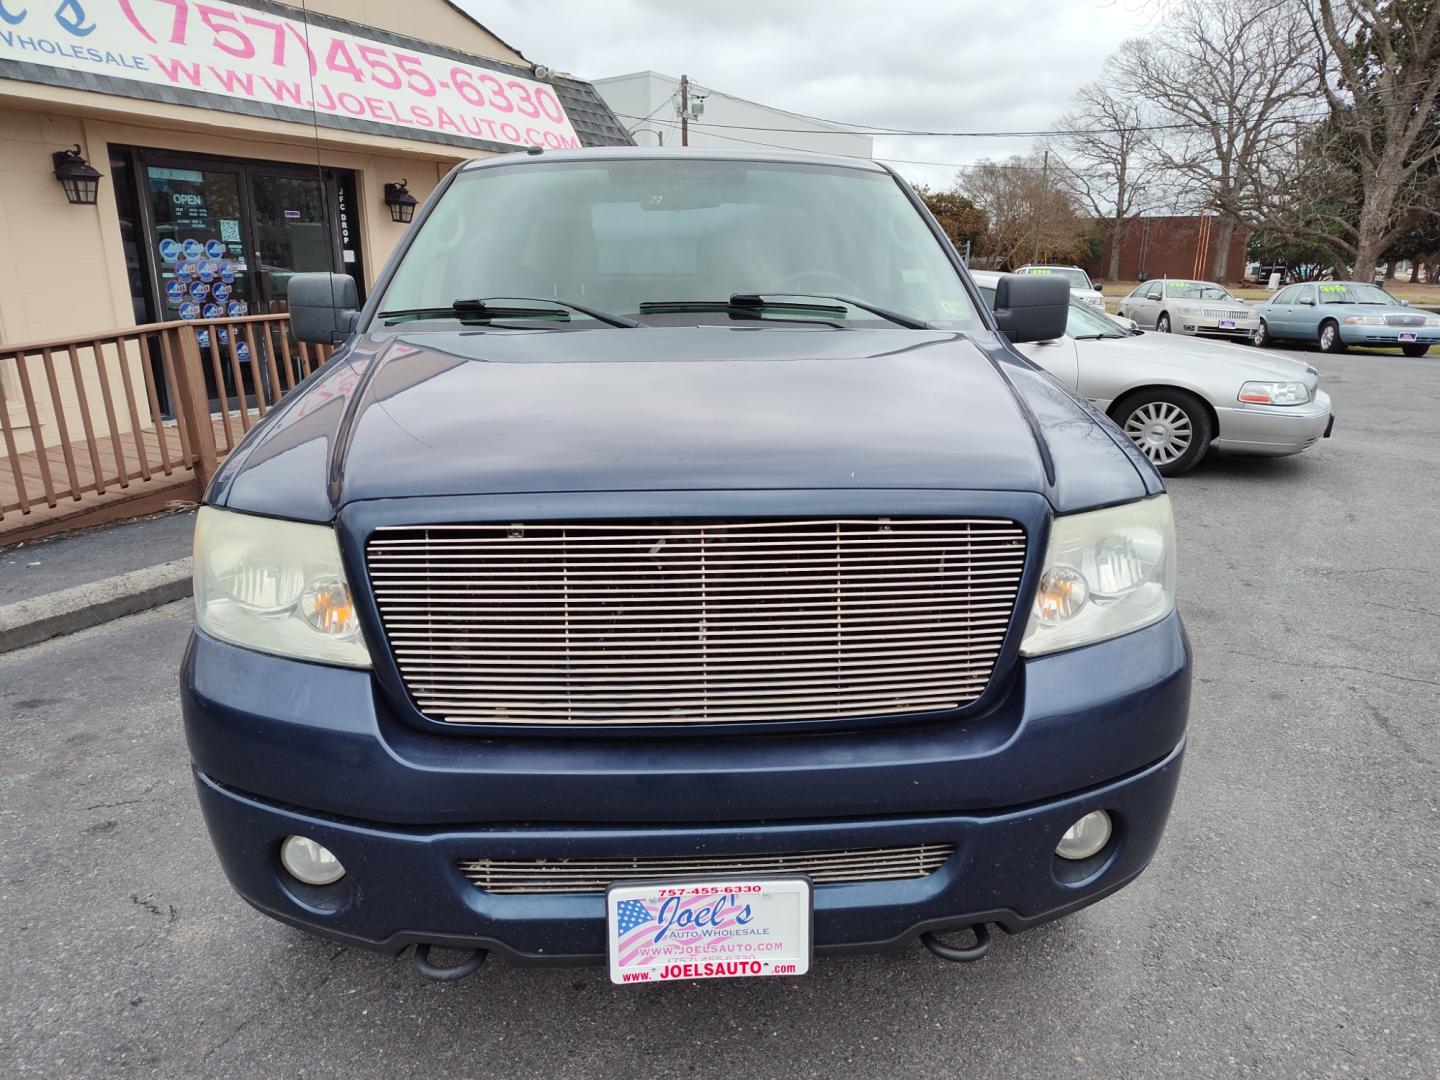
<box><xmin>158</xmin><ymin>237</ymin><xmax>180</xmax><ymax>263</ymax></box>
<box><xmin>0</xmin><ymin>0</ymin><xmax>582</xmax><ymax>151</ymax></box>
<box><xmin>181</xmin><ymin>237</ymin><xmax>202</xmax><ymax>260</ymax></box>
<box><xmin>204</xmin><ymin>238</ymin><xmax>224</xmax><ymax>259</ymax></box>
<box><xmin>219</xmin><ymin>218</ymin><xmax>241</xmax><ymax>243</ymax></box>
<box><xmin>226</xmin><ymin>299</ymin><xmax>246</xmax><ymax>317</ymax></box>
<box><xmin>179</xmin><ymin>301</ymin><xmax>199</xmax><ymax>319</ymax></box>
<box><xmin>202</xmin><ymin>302</ymin><xmax>221</xmax><ymax>319</ymax></box>
<box><xmin>164</xmin><ymin>278</ymin><xmax>185</xmax><ymax>305</ymax></box>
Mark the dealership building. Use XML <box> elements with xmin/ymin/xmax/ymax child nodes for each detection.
<box><xmin>0</xmin><ymin>0</ymin><xmax>631</xmax><ymax>349</ymax></box>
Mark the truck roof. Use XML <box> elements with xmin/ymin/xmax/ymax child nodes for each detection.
<box><xmin>460</xmin><ymin>146</ymin><xmax>890</xmax><ymax>174</ymax></box>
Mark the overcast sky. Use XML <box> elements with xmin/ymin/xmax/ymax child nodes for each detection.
<box><xmin>461</xmin><ymin>0</ymin><xmax>1172</xmax><ymax>189</ymax></box>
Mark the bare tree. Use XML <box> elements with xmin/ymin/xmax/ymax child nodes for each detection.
<box><xmin>960</xmin><ymin>154</ymin><xmax>1093</xmax><ymax>269</ymax></box>
<box><xmin>1049</xmin><ymin>70</ymin><xmax>1168</xmax><ymax>281</ymax></box>
<box><xmin>1111</xmin><ymin>0</ymin><xmax>1321</xmax><ymax>281</ymax></box>
<box><xmin>1304</xmin><ymin>0</ymin><xmax>1440</xmax><ymax>280</ymax></box>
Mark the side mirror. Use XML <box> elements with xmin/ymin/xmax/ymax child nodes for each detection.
<box><xmin>991</xmin><ymin>274</ymin><xmax>1070</xmax><ymax>343</ymax></box>
<box><xmin>1299</xmin><ymin>296</ymin><xmax>1316</xmax><ymax>306</ymax></box>
<box><xmin>1399</xmin><ymin>299</ymin><xmax>1409</xmax><ymax>306</ymax></box>
<box><xmin>289</xmin><ymin>272</ymin><xmax>361</xmax><ymax>345</ymax></box>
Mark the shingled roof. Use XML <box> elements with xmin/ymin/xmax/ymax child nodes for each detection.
<box><xmin>554</xmin><ymin>77</ymin><xmax>637</xmax><ymax>147</ymax></box>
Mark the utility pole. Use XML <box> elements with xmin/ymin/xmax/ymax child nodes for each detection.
<box><xmin>679</xmin><ymin>74</ymin><xmax>689</xmax><ymax>147</ymax></box>
<box><xmin>1031</xmin><ymin>148</ymin><xmax>1049</xmax><ymax>265</ymax></box>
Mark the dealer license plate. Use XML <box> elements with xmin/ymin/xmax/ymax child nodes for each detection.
<box><xmin>1398</xmin><ymin>332</ymin><xmax>1417</xmax><ymax>342</ymax></box>
<box><xmin>1219</xmin><ymin>319</ymin><xmax>1237</xmax><ymax>330</ymax></box>
<box><xmin>606</xmin><ymin>877</ymin><xmax>812</xmax><ymax>984</ymax></box>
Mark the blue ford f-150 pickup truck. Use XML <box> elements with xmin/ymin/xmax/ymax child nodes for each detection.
<box><xmin>181</xmin><ymin>147</ymin><xmax>1189</xmax><ymax>984</ymax></box>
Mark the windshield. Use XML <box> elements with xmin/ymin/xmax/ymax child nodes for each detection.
<box><xmin>1023</xmin><ymin>267</ymin><xmax>1092</xmax><ymax>290</ymax></box>
<box><xmin>376</xmin><ymin>158</ymin><xmax>979</xmax><ymax>329</ymax></box>
<box><xmin>1064</xmin><ymin>299</ymin><xmax>1129</xmax><ymax>338</ymax></box>
<box><xmin>1318</xmin><ymin>283</ymin><xmax>1396</xmax><ymax>305</ymax></box>
<box><xmin>1165</xmin><ymin>280</ymin><xmax>1236</xmax><ymax>301</ymax></box>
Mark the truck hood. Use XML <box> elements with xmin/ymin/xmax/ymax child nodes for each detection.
<box><xmin>211</xmin><ymin>326</ymin><xmax>1154</xmax><ymax>520</ymax></box>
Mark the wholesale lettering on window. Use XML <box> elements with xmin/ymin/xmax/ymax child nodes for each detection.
<box><xmin>0</xmin><ymin>0</ymin><xmax>580</xmax><ymax>149</ymax></box>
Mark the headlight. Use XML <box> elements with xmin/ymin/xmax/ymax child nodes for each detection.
<box><xmin>1425</xmin><ymin>316</ymin><xmax>1440</xmax><ymax>328</ymax></box>
<box><xmin>1342</xmin><ymin>315</ymin><xmax>1385</xmax><ymax>326</ymax></box>
<box><xmin>1020</xmin><ymin>496</ymin><xmax>1176</xmax><ymax>657</ymax></box>
<box><xmin>1238</xmin><ymin>381</ymin><xmax>1311</xmax><ymax>405</ymax></box>
<box><xmin>1175</xmin><ymin>304</ymin><xmax>1201</xmax><ymax>315</ymax></box>
<box><xmin>193</xmin><ymin>506</ymin><xmax>371</xmax><ymax>667</ymax></box>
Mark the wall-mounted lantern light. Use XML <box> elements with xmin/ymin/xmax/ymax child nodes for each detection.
<box><xmin>52</xmin><ymin>145</ymin><xmax>103</xmax><ymax>205</ymax></box>
<box><xmin>383</xmin><ymin>180</ymin><xmax>418</xmax><ymax>224</ymax></box>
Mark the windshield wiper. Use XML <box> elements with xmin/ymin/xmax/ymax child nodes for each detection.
<box><xmin>637</xmin><ymin>295</ymin><xmax>850</xmax><ymax>326</ymax></box>
<box><xmin>745</xmin><ymin>293</ymin><xmax>932</xmax><ymax>329</ymax></box>
<box><xmin>378</xmin><ymin>297</ymin><xmax>639</xmax><ymax>328</ymax></box>
<box><xmin>637</xmin><ymin>293</ymin><xmax>929</xmax><ymax>329</ymax></box>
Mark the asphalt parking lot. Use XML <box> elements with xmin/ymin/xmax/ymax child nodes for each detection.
<box><xmin>2</xmin><ymin>347</ymin><xmax>1437</xmax><ymax>1079</ymax></box>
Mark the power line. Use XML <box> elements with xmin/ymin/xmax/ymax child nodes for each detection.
<box><xmin>633</xmin><ymin>114</ymin><xmax>1130</xmax><ymax>179</ymax></box>
<box><xmin>611</xmin><ymin>109</ymin><xmax>1328</xmax><ymax>140</ymax></box>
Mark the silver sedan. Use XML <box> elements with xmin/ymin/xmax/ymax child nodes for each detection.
<box><xmin>973</xmin><ymin>272</ymin><xmax>1333</xmax><ymax>475</ymax></box>
<box><xmin>1116</xmin><ymin>278</ymin><xmax>1258</xmax><ymax>340</ymax></box>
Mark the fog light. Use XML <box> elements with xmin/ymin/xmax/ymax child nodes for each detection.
<box><xmin>280</xmin><ymin>835</ymin><xmax>346</xmax><ymax>885</ymax></box>
<box><xmin>1055</xmin><ymin>810</ymin><xmax>1112</xmax><ymax>860</ymax></box>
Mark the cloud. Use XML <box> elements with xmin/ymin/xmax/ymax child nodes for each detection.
<box><xmin>460</xmin><ymin>0</ymin><xmax>1170</xmax><ymax>188</ymax></box>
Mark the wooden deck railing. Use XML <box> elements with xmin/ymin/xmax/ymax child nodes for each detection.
<box><xmin>0</xmin><ymin>314</ymin><xmax>333</xmax><ymax>539</ymax></box>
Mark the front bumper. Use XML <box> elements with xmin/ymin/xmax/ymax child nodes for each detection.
<box><xmin>1213</xmin><ymin>390</ymin><xmax>1333</xmax><ymax>456</ymax></box>
<box><xmin>1338</xmin><ymin>325</ymin><xmax>1439</xmax><ymax>348</ymax></box>
<box><xmin>1178</xmin><ymin>316</ymin><xmax>1257</xmax><ymax>337</ymax></box>
<box><xmin>193</xmin><ymin>738</ymin><xmax>1184</xmax><ymax>961</ymax></box>
<box><xmin>182</xmin><ymin>610</ymin><xmax>1191</xmax><ymax>962</ymax></box>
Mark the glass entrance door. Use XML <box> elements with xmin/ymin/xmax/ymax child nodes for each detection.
<box><xmin>129</xmin><ymin>148</ymin><xmax>363</xmax><ymax>415</ymax></box>
<box><xmin>146</xmin><ymin>163</ymin><xmax>256</xmax><ymax>324</ymax></box>
<box><xmin>249</xmin><ymin>173</ymin><xmax>334</xmax><ymax>313</ymax></box>
<box><xmin>146</xmin><ymin>162</ymin><xmax>260</xmax><ymax>411</ymax></box>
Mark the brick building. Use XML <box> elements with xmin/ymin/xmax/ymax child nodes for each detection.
<box><xmin>1084</xmin><ymin>215</ymin><xmax>1251</xmax><ymax>283</ymax></box>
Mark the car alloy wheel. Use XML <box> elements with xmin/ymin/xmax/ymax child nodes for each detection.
<box><xmin>1125</xmin><ymin>401</ymin><xmax>1191</xmax><ymax>466</ymax></box>
<box><xmin>1252</xmin><ymin>321</ymin><xmax>1271</xmax><ymax>347</ymax></box>
<box><xmin>1319</xmin><ymin>321</ymin><xmax>1346</xmax><ymax>353</ymax></box>
<box><xmin>1116</xmin><ymin>388</ymin><xmax>1213</xmax><ymax>476</ymax></box>
<box><xmin>1157</xmin><ymin>314</ymin><xmax>1171</xmax><ymax>333</ymax></box>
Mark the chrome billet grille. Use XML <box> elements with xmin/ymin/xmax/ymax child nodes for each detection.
<box><xmin>458</xmin><ymin>844</ymin><xmax>955</xmax><ymax>894</ymax></box>
<box><xmin>1198</xmin><ymin>307</ymin><xmax>1249</xmax><ymax>321</ymax></box>
<box><xmin>1384</xmin><ymin>314</ymin><xmax>1425</xmax><ymax>327</ymax></box>
<box><xmin>366</xmin><ymin>518</ymin><xmax>1027</xmax><ymax>726</ymax></box>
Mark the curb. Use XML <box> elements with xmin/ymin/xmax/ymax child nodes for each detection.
<box><xmin>0</xmin><ymin>557</ymin><xmax>193</xmax><ymax>654</ymax></box>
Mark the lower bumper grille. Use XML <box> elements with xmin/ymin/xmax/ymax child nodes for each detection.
<box><xmin>458</xmin><ymin>844</ymin><xmax>956</xmax><ymax>894</ymax></box>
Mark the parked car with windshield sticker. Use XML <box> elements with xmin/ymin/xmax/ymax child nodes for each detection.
<box><xmin>181</xmin><ymin>148</ymin><xmax>1190</xmax><ymax>986</ymax></box>
<box><xmin>1116</xmin><ymin>279</ymin><xmax>1257</xmax><ymax>340</ymax></box>
<box><xmin>974</xmin><ymin>272</ymin><xmax>1333</xmax><ymax>476</ymax></box>
<box><xmin>1013</xmin><ymin>263</ymin><xmax>1107</xmax><ymax>308</ymax></box>
<box><xmin>1251</xmin><ymin>281</ymin><xmax>1439</xmax><ymax>356</ymax></box>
